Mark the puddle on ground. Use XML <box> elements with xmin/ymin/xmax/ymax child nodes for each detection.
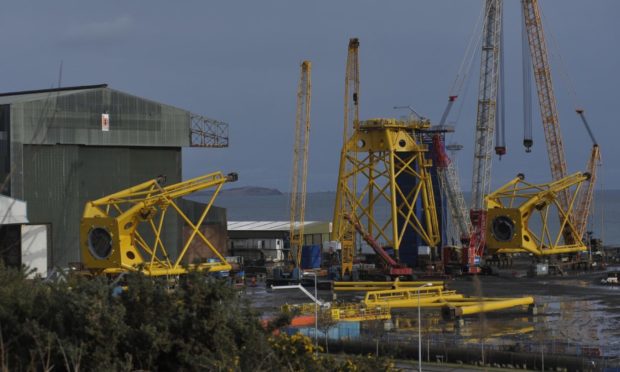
<box><xmin>250</xmin><ymin>286</ymin><xmax>620</xmax><ymax>358</ymax></box>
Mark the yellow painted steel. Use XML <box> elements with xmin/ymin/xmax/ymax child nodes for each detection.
<box><xmin>454</xmin><ymin>297</ymin><xmax>534</xmax><ymax>317</ymax></box>
<box><xmin>282</xmin><ymin>302</ymin><xmax>391</xmax><ymax>322</ymax></box>
<box><xmin>80</xmin><ymin>171</ymin><xmax>236</xmax><ymax>276</ymax></box>
<box><xmin>332</xmin><ymin>118</ymin><xmax>440</xmax><ymax>278</ymax></box>
<box><xmin>485</xmin><ymin>172</ymin><xmax>589</xmax><ymax>255</ymax></box>
<box><xmin>366</xmin><ymin>294</ymin><xmax>465</xmax><ymax>309</ymax></box>
<box><xmin>333</xmin><ymin>38</ymin><xmax>360</xmax><ymax>277</ymax></box>
<box><xmin>333</xmin><ymin>280</ymin><xmax>444</xmax><ymax>292</ymax></box>
<box><xmin>289</xmin><ymin>61</ymin><xmax>312</xmax><ymax>267</ymax></box>
<box><xmin>574</xmin><ymin>145</ymin><xmax>601</xmax><ymax>239</ymax></box>
<box><xmin>363</xmin><ymin>286</ymin><xmax>463</xmax><ymax>309</ymax></box>
<box><xmin>331</xmin><ymin>303</ymin><xmax>391</xmax><ymax>322</ymax></box>
<box><xmin>522</xmin><ymin>0</ymin><xmax>569</xmax><ymax>209</ymax></box>
<box><xmin>360</xmin><ymin>283</ymin><xmax>535</xmax><ymax>317</ymax></box>
<box><xmin>282</xmin><ymin>303</ymin><xmax>317</xmax><ymax>315</ymax></box>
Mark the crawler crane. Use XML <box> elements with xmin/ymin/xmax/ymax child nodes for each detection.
<box><xmin>486</xmin><ymin>0</ymin><xmax>599</xmax><ymax>255</ymax></box>
<box><xmin>461</xmin><ymin>0</ymin><xmax>598</xmax><ymax>268</ymax></box>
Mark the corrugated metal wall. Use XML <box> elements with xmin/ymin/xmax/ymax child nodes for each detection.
<box><xmin>10</xmin><ymin>88</ymin><xmax>190</xmax><ymax>147</ymax></box>
<box><xmin>22</xmin><ymin>144</ymin><xmax>182</xmax><ymax>267</ymax></box>
<box><xmin>0</xmin><ymin>105</ymin><xmax>9</xmax><ymax>195</ymax></box>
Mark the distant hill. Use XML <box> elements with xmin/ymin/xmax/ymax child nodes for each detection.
<box><xmin>195</xmin><ymin>186</ymin><xmax>283</xmax><ymax>197</ymax></box>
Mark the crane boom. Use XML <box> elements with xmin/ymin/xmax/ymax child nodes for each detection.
<box><xmin>467</xmin><ymin>0</ymin><xmax>503</xmax><ymax>272</ymax></box>
<box><xmin>333</xmin><ymin>38</ymin><xmax>360</xmax><ymax>277</ymax></box>
<box><xmin>432</xmin><ymin>135</ymin><xmax>472</xmax><ymax>241</ymax></box>
<box><xmin>289</xmin><ymin>61</ymin><xmax>312</xmax><ymax>268</ymax></box>
<box><xmin>471</xmin><ymin>0</ymin><xmax>502</xmax><ymax>212</ymax></box>
<box><xmin>574</xmin><ymin>145</ymin><xmax>600</xmax><ymax>238</ymax></box>
<box><xmin>344</xmin><ymin>214</ymin><xmax>412</xmax><ymax>276</ymax></box>
<box><xmin>574</xmin><ymin>109</ymin><xmax>601</xmax><ymax>238</ymax></box>
<box><xmin>521</xmin><ymin>0</ymin><xmax>569</xmax><ymax>206</ymax></box>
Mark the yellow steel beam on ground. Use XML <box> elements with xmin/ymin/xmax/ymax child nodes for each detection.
<box><xmin>363</xmin><ymin>286</ymin><xmax>464</xmax><ymax>309</ymax></box>
<box><xmin>361</xmin><ymin>284</ymin><xmax>535</xmax><ymax>317</ymax></box>
<box><xmin>365</xmin><ymin>294</ymin><xmax>465</xmax><ymax>309</ymax></box>
<box><xmin>283</xmin><ymin>302</ymin><xmax>391</xmax><ymax>322</ymax></box>
<box><xmin>99</xmin><ymin>262</ymin><xmax>232</xmax><ymax>276</ymax></box>
<box><xmin>453</xmin><ymin>297</ymin><xmax>534</xmax><ymax>317</ymax></box>
<box><xmin>331</xmin><ymin>304</ymin><xmax>391</xmax><ymax>322</ymax></box>
<box><xmin>363</xmin><ymin>285</ymin><xmax>446</xmax><ymax>300</ymax></box>
<box><xmin>333</xmin><ymin>280</ymin><xmax>445</xmax><ymax>292</ymax></box>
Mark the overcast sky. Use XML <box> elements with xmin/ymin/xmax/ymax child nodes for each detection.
<box><xmin>1</xmin><ymin>1</ymin><xmax>618</xmax><ymax>192</ymax></box>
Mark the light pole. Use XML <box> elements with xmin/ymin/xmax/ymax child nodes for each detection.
<box><xmin>303</xmin><ymin>271</ymin><xmax>319</xmax><ymax>352</ymax></box>
<box><xmin>416</xmin><ymin>283</ymin><xmax>433</xmax><ymax>372</ymax></box>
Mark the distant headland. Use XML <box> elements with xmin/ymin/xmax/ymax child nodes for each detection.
<box><xmin>196</xmin><ymin>186</ymin><xmax>283</xmax><ymax>196</ymax></box>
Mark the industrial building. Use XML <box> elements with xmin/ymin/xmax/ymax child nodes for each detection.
<box><xmin>0</xmin><ymin>84</ymin><xmax>229</xmax><ymax>268</ymax></box>
<box><xmin>227</xmin><ymin>220</ymin><xmax>331</xmax><ymax>264</ymax></box>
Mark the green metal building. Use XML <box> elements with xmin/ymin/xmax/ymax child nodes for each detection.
<box><xmin>0</xmin><ymin>84</ymin><xmax>228</xmax><ymax>268</ymax></box>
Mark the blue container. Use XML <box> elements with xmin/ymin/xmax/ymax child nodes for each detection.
<box><xmin>301</xmin><ymin>244</ymin><xmax>321</xmax><ymax>269</ymax></box>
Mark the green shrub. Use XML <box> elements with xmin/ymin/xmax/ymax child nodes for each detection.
<box><xmin>0</xmin><ymin>264</ymin><xmax>396</xmax><ymax>371</ymax></box>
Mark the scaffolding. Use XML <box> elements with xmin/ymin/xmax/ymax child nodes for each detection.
<box><xmin>190</xmin><ymin>114</ymin><xmax>229</xmax><ymax>148</ymax></box>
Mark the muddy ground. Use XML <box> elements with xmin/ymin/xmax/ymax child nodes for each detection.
<box><xmin>244</xmin><ymin>265</ymin><xmax>620</xmax><ymax>358</ymax></box>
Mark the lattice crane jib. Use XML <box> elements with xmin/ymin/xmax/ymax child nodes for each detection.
<box><xmin>485</xmin><ymin>172</ymin><xmax>589</xmax><ymax>255</ymax></box>
<box><xmin>521</xmin><ymin>0</ymin><xmax>569</xmax><ymax>211</ymax></box>
<box><xmin>432</xmin><ymin>135</ymin><xmax>472</xmax><ymax>241</ymax></box>
<box><xmin>80</xmin><ymin>172</ymin><xmax>238</xmax><ymax>276</ymax></box>
<box><xmin>468</xmin><ymin>0</ymin><xmax>503</xmax><ymax>272</ymax></box>
<box><xmin>333</xmin><ymin>38</ymin><xmax>360</xmax><ymax>276</ymax></box>
<box><xmin>289</xmin><ymin>61</ymin><xmax>312</xmax><ymax>267</ymax></box>
<box><xmin>573</xmin><ymin>110</ymin><xmax>601</xmax><ymax>240</ymax></box>
<box><xmin>574</xmin><ymin>145</ymin><xmax>600</xmax><ymax>238</ymax></box>
<box><xmin>333</xmin><ymin>119</ymin><xmax>440</xmax><ymax>277</ymax></box>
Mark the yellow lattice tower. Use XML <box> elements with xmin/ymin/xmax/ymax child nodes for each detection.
<box><xmin>289</xmin><ymin>61</ymin><xmax>312</xmax><ymax>267</ymax></box>
<box><xmin>332</xmin><ymin>118</ymin><xmax>440</xmax><ymax>277</ymax></box>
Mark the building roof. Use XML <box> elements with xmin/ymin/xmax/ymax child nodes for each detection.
<box><xmin>0</xmin><ymin>84</ymin><xmax>107</xmax><ymax>105</ymax></box>
<box><xmin>0</xmin><ymin>83</ymin><xmax>229</xmax><ymax>149</ymax></box>
<box><xmin>1</xmin><ymin>84</ymin><xmax>193</xmax><ymax>147</ymax></box>
<box><xmin>227</xmin><ymin>221</ymin><xmax>330</xmax><ymax>232</ymax></box>
<box><xmin>0</xmin><ymin>194</ymin><xmax>28</xmax><ymax>225</ymax></box>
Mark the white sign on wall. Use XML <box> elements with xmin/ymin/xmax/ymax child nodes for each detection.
<box><xmin>101</xmin><ymin>113</ymin><xmax>110</xmax><ymax>131</ymax></box>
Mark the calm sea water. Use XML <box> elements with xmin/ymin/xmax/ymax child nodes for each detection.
<box><xmin>192</xmin><ymin>189</ymin><xmax>620</xmax><ymax>246</ymax></box>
